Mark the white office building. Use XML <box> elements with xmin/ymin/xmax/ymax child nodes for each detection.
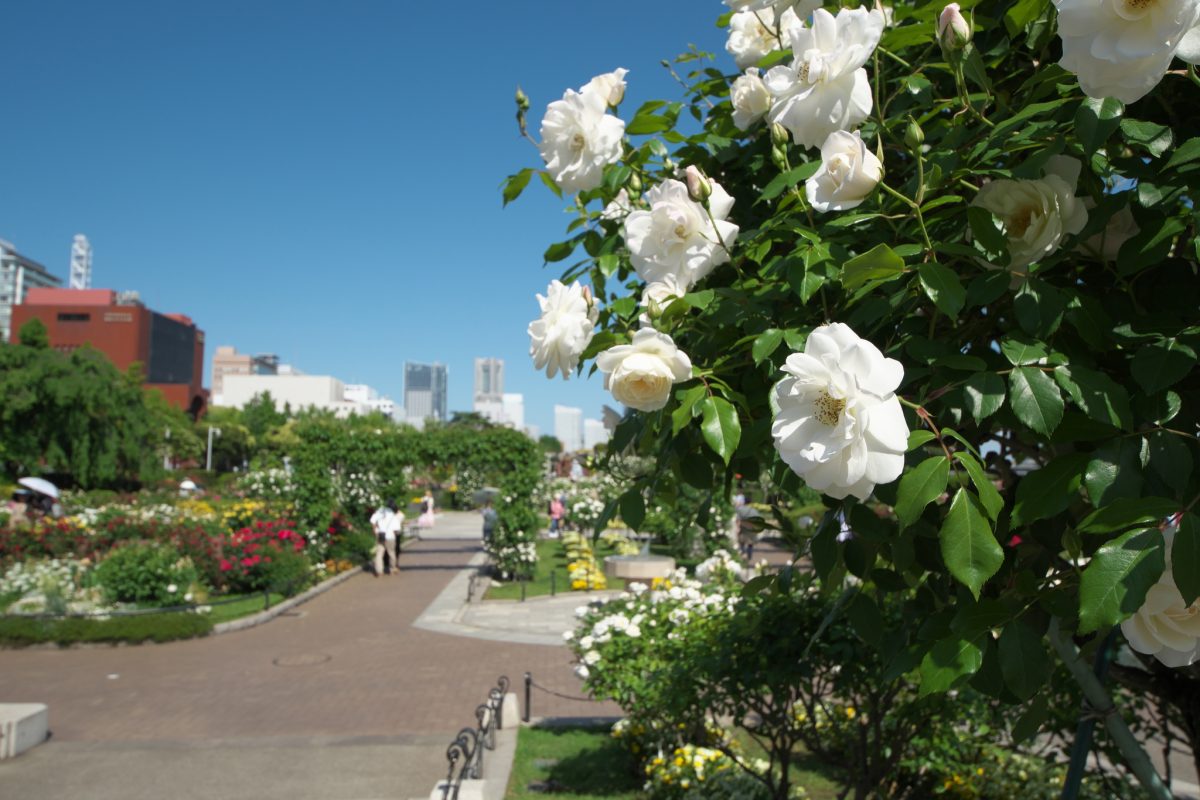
<box><xmin>473</xmin><ymin>358</ymin><xmax>505</xmax><ymax>424</ymax></box>
<box><xmin>0</xmin><ymin>240</ymin><xmax>61</xmax><ymax>343</ymax></box>
<box><xmin>502</xmin><ymin>393</ymin><xmax>525</xmax><ymax>430</ymax></box>
<box><xmin>218</xmin><ymin>374</ymin><xmax>370</xmax><ymax>418</ymax></box>
<box><xmin>345</xmin><ymin>384</ymin><xmax>402</xmax><ymax>421</ymax></box>
<box><xmin>584</xmin><ymin>418</ymin><xmax>610</xmax><ymax>450</ymax></box>
<box><xmin>554</xmin><ymin>404</ymin><xmax>584</xmax><ymax>452</ymax></box>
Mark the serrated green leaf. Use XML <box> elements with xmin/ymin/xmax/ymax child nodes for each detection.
<box><xmin>1052</xmin><ymin>365</ymin><xmax>1132</xmax><ymax>430</ymax></box>
<box><xmin>967</xmin><ymin>206</ymin><xmax>1009</xmax><ymax>264</ymax></box>
<box><xmin>1132</xmin><ymin>338</ymin><xmax>1196</xmax><ymax>395</ymax></box>
<box><xmin>1075</xmin><ymin>97</ymin><xmax>1124</xmax><ymax>156</ymax></box>
<box><xmin>752</xmin><ymin>329</ymin><xmax>785</xmax><ymax>365</ymax></box>
<box><xmin>918</xmin><ymin>263</ymin><xmax>966</xmax><ymax>317</ymax></box>
<box><xmin>920</xmin><ymin>635</ymin><xmax>985</xmax><ymax>695</ymax></box>
<box><xmin>1012</xmin><ymin>453</ymin><xmax>1088</xmax><ymax>527</ymax></box>
<box><xmin>619</xmin><ymin>490</ymin><xmax>645</xmax><ymax>530</ymax></box>
<box><xmin>1085</xmin><ymin>438</ymin><xmax>1144</xmax><ymax>506</ymax></box>
<box><xmin>1012</xmin><ymin>695</ymin><xmax>1050</xmax><ymax>743</ymax></box>
<box><xmin>1120</xmin><ymin>118</ymin><xmax>1173</xmax><ymax>157</ymax></box>
<box><xmin>940</xmin><ymin>489</ymin><xmax>1003</xmax><ymax>599</ymax></box>
<box><xmin>543</xmin><ymin>239</ymin><xmax>576</xmax><ymax>263</ymax></box>
<box><xmin>1148</xmin><ymin>430</ymin><xmax>1193</xmax><ymax>494</ymax></box>
<box><xmin>1000</xmin><ymin>335</ymin><xmax>1050</xmax><ymax>366</ymax></box>
<box><xmin>1078</xmin><ymin>497</ymin><xmax>1180</xmax><ymax>534</ymax></box>
<box><xmin>1165</xmin><ymin>136</ymin><xmax>1200</xmax><ymax>170</ymax></box>
<box><xmin>999</xmin><ymin>622</ymin><xmax>1051</xmax><ymax>701</ymax></box>
<box><xmin>1174</xmin><ymin>513</ymin><xmax>1200</xmax><ymax>606</ymax></box>
<box><xmin>760</xmin><ymin>162</ymin><xmax>821</xmax><ymax>201</ymax></box>
<box><xmin>908</xmin><ymin>430</ymin><xmax>937</xmax><ymax>450</ymax></box>
<box><xmin>1009</xmin><ymin>367</ymin><xmax>1064</xmax><ymax>436</ymax></box>
<box><xmin>842</xmin><ymin>243</ymin><xmax>906</xmax><ymax>291</ymax></box>
<box><xmin>1013</xmin><ymin>279</ymin><xmax>1066</xmax><ymax>338</ymax></box>
<box><xmin>1078</xmin><ymin>527</ymin><xmax>1165</xmax><ymax>633</ymax></box>
<box><xmin>701</xmin><ymin>396</ymin><xmax>741</xmax><ymax>465</ymax></box>
<box><xmin>963</xmin><ymin>373</ymin><xmax>1006</xmax><ymax>423</ymax></box>
<box><xmin>672</xmin><ymin>384</ymin><xmax>707</xmax><ymax>435</ymax></box>
<box><xmin>501</xmin><ymin>168</ymin><xmax>534</xmax><ymax>206</ymax></box>
<box><xmin>896</xmin><ymin>456</ymin><xmax>950</xmax><ymax>528</ymax></box>
<box><xmin>954</xmin><ymin>452</ymin><xmax>1004</xmax><ymax>521</ymax></box>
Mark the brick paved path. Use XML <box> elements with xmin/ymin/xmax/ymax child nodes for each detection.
<box><xmin>0</xmin><ymin>513</ymin><xmax>616</xmax><ymax>799</ymax></box>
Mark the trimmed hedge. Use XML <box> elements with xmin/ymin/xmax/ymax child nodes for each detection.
<box><xmin>0</xmin><ymin>612</ymin><xmax>213</xmax><ymax>647</ymax></box>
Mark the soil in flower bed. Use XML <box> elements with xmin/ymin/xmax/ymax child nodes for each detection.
<box><xmin>505</xmin><ymin>725</ymin><xmax>642</xmax><ymax>800</ymax></box>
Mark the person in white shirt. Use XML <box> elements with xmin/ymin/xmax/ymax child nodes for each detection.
<box><xmin>369</xmin><ymin>502</ymin><xmax>399</xmax><ymax>577</ymax></box>
<box><xmin>384</xmin><ymin>501</ymin><xmax>405</xmax><ymax>575</ymax></box>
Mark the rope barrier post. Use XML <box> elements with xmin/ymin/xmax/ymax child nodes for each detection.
<box><xmin>523</xmin><ymin>672</ymin><xmax>532</xmax><ymax>723</ymax></box>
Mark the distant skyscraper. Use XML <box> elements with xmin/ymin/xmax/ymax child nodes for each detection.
<box><xmin>554</xmin><ymin>404</ymin><xmax>584</xmax><ymax>452</ymax></box>
<box><xmin>474</xmin><ymin>357</ymin><xmax>505</xmax><ymax>423</ymax></box>
<box><xmin>405</xmin><ymin>361</ymin><xmax>448</xmax><ymax>424</ymax></box>
<box><xmin>584</xmin><ymin>419</ymin><xmax>609</xmax><ymax>450</ymax></box>
<box><xmin>0</xmin><ymin>240</ymin><xmax>61</xmax><ymax>343</ymax></box>
<box><xmin>502</xmin><ymin>393</ymin><xmax>525</xmax><ymax>430</ymax></box>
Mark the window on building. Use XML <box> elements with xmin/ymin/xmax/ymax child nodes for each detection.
<box><xmin>57</xmin><ymin>313</ymin><xmax>91</xmax><ymax>322</ymax></box>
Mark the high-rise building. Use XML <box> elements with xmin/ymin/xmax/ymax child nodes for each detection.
<box><xmin>211</xmin><ymin>345</ymin><xmax>280</xmax><ymax>401</ymax></box>
<box><xmin>11</xmin><ymin>287</ymin><xmax>206</xmax><ymax>416</ymax></box>
<box><xmin>405</xmin><ymin>361</ymin><xmax>448</xmax><ymax>425</ymax></box>
<box><xmin>474</xmin><ymin>358</ymin><xmax>505</xmax><ymax>424</ymax></box>
<box><xmin>584</xmin><ymin>418</ymin><xmax>610</xmax><ymax>450</ymax></box>
<box><xmin>502</xmin><ymin>393</ymin><xmax>525</xmax><ymax>430</ymax></box>
<box><xmin>345</xmin><ymin>384</ymin><xmax>402</xmax><ymax>421</ymax></box>
<box><xmin>554</xmin><ymin>404</ymin><xmax>584</xmax><ymax>452</ymax></box>
<box><xmin>0</xmin><ymin>240</ymin><xmax>62</xmax><ymax>343</ymax></box>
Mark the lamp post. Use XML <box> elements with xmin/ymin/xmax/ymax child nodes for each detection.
<box><xmin>206</xmin><ymin>427</ymin><xmax>222</xmax><ymax>472</ymax></box>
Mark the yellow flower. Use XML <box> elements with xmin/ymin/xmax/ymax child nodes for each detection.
<box><xmin>844</xmin><ymin>706</ymin><xmax>856</xmax><ymax>719</ymax></box>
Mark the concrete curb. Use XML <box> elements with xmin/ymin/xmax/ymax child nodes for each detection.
<box><xmin>211</xmin><ymin>566</ymin><xmax>364</xmax><ymax>635</ymax></box>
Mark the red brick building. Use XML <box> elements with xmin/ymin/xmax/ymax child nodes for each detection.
<box><xmin>10</xmin><ymin>288</ymin><xmax>206</xmax><ymax>417</ymax></box>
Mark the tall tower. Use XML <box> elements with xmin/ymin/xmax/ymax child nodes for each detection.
<box><xmin>69</xmin><ymin>234</ymin><xmax>92</xmax><ymax>290</ymax></box>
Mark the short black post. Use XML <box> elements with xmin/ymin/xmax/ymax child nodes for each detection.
<box><xmin>523</xmin><ymin>672</ymin><xmax>532</xmax><ymax>723</ymax></box>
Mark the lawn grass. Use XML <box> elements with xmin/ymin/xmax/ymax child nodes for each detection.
<box><xmin>203</xmin><ymin>591</ymin><xmax>288</xmax><ymax>623</ymax></box>
<box><xmin>485</xmin><ymin>536</ymin><xmax>627</xmax><ymax>601</ymax></box>
<box><xmin>504</xmin><ymin>725</ymin><xmax>643</xmax><ymax>800</ymax></box>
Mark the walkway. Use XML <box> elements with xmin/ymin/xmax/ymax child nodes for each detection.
<box><xmin>0</xmin><ymin>512</ymin><xmax>616</xmax><ymax>800</ymax></box>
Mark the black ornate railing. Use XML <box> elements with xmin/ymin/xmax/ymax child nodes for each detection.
<box><xmin>440</xmin><ymin>675</ymin><xmax>509</xmax><ymax>800</ymax></box>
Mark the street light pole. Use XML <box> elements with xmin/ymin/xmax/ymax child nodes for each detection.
<box><xmin>206</xmin><ymin>427</ymin><xmax>222</xmax><ymax>472</ymax></box>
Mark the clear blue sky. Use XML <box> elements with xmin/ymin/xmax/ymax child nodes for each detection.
<box><xmin>0</xmin><ymin>1</ymin><xmax>730</xmax><ymax>435</ymax></box>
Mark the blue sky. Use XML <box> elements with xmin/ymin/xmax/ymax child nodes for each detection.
<box><xmin>0</xmin><ymin>1</ymin><xmax>731</xmax><ymax>435</ymax></box>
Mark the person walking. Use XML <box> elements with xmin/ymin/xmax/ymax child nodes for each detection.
<box><xmin>481</xmin><ymin>499</ymin><xmax>498</xmax><ymax>543</ymax></box>
<box><xmin>548</xmin><ymin>496</ymin><xmax>564</xmax><ymax>538</ymax></box>
<box><xmin>369</xmin><ymin>502</ymin><xmax>396</xmax><ymax>578</ymax></box>
<box><xmin>384</xmin><ymin>500</ymin><xmax>404</xmax><ymax>575</ymax></box>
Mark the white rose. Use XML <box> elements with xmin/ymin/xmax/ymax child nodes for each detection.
<box><xmin>1082</xmin><ymin>203</ymin><xmax>1139</xmax><ymax>262</ymax></box>
<box><xmin>765</xmin><ymin>7</ymin><xmax>885</xmax><ymax>148</ymax></box>
<box><xmin>971</xmin><ymin>155</ymin><xmax>1088</xmax><ymax>271</ymax></box>
<box><xmin>582</xmin><ymin>68</ymin><xmax>629</xmax><ymax>108</ymax></box>
<box><xmin>596</xmin><ymin>328</ymin><xmax>693</xmax><ymax>412</ymax></box>
<box><xmin>583</xmin><ymin>649</ymin><xmax>602</xmax><ymax>665</ymax></box>
<box><xmin>1121</xmin><ymin>525</ymin><xmax>1200</xmax><ymax>667</ymax></box>
<box><xmin>528</xmin><ymin>280</ymin><xmax>598</xmax><ymax>379</ymax></box>
<box><xmin>771</xmin><ymin>322</ymin><xmax>908</xmax><ymax>500</ymax></box>
<box><xmin>727</xmin><ymin>7</ymin><xmax>794</xmax><ymax>70</ymax></box>
<box><xmin>574</xmin><ymin>664</ymin><xmax>590</xmax><ymax>680</ymax></box>
<box><xmin>601</xmin><ymin>188</ymin><xmax>633</xmax><ymax>222</ymax></box>
<box><xmin>623</xmin><ymin>178</ymin><xmax>740</xmax><ymax>286</ymax></box>
<box><xmin>562</xmin><ymin>630</ymin><xmax>574</xmax><ymax>641</ymax></box>
<box><xmin>626</xmin><ymin>624</ymin><xmax>642</xmax><ymax>638</ymax></box>
<box><xmin>538</xmin><ymin>87</ymin><xmax>625</xmax><ymax>194</ymax></box>
<box><xmin>640</xmin><ymin>274</ymin><xmax>691</xmax><ymax>324</ymax></box>
<box><xmin>731</xmin><ymin>68</ymin><xmax>773</xmax><ymax>131</ymax></box>
<box><xmin>805</xmin><ymin>130</ymin><xmax>883</xmax><ymax>212</ymax></box>
<box><xmin>1055</xmin><ymin>0</ymin><xmax>1200</xmax><ymax>102</ymax></box>
<box><xmin>579</xmin><ymin>634</ymin><xmax>594</xmax><ymax>649</ymax></box>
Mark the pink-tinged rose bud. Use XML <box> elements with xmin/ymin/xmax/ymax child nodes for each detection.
<box><xmin>685</xmin><ymin>165</ymin><xmax>712</xmax><ymax>203</ymax></box>
<box><xmin>938</xmin><ymin>4</ymin><xmax>971</xmax><ymax>51</ymax></box>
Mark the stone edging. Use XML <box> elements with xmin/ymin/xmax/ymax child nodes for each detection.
<box><xmin>211</xmin><ymin>566</ymin><xmax>363</xmax><ymax>635</ymax></box>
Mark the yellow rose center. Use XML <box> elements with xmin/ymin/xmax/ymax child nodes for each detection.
<box><xmin>1124</xmin><ymin>0</ymin><xmax>1156</xmax><ymax>10</ymax></box>
<box><xmin>814</xmin><ymin>391</ymin><xmax>846</xmax><ymax>425</ymax></box>
<box><xmin>1008</xmin><ymin>206</ymin><xmax>1035</xmax><ymax>238</ymax></box>
<box><xmin>570</xmin><ymin>132</ymin><xmax>586</xmax><ymax>152</ymax></box>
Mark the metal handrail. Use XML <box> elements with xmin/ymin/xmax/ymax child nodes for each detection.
<box><xmin>440</xmin><ymin>675</ymin><xmax>509</xmax><ymax>799</ymax></box>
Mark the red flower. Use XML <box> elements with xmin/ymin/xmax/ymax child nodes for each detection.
<box><xmin>220</xmin><ymin>559</ymin><xmax>233</xmax><ymax>571</ymax></box>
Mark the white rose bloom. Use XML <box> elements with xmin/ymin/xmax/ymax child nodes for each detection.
<box><xmin>1054</xmin><ymin>0</ymin><xmax>1200</xmax><ymax>103</ymax></box>
<box><xmin>640</xmin><ymin>274</ymin><xmax>691</xmax><ymax>324</ymax></box>
<box><xmin>528</xmin><ymin>280</ymin><xmax>598</xmax><ymax>379</ymax></box>
<box><xmin>574</xmin><ymin>664</ymin><xmax>590</xmax><ymax>679</ymax></box>
<box><xmin>583</xmin><ymin>649</ymin><xmax>602</xmax><ymax>665</ymax></box>
<box><xmin>731</xmin><ymin>68</ymin><xmax>773</xmax><ymax>131</ymax></box>
<box><xmin>727</xmin><ymin>7</ymin><xmax>794</xmax><ymax>70</ymax></box>
<box><xmin>971</xmin><ymin>155</ymin><xmax>1088</xmax><ymax>271</ymax></box>
<box><xmin>538</xmin><ymin>87</ymin><xmax>625</xmax><ymax>194</ymax></box>
<box><xmin>596</xmin><ymin>328</ymin><xmax>693</xmax><ymax>412</ymax></box>
<box><xmin>626</xmin><ymin>624</ymin><xmax>642</xmax><ymax>638</ymax></box>
<box><xmin>581</xmin><ymin>68</ymin><xmax>629</xmax><ymax>108</ymax></box>
<box><xmin>771</xmin><ymin>322</ymin><xmax>908</xmax><ymax>500</ymax></box>
<box><xmin>1082</xmin><ymin>203</ymin><xmax>1139</xmax><ymax>262</ymax></box>
<box><xmin>806</xmin><ymin>130</ymin><xmax>883</xmax><ymax>212</ymax></box>
<box><xmin>579</xmin><ymin>634</ymin><xmax>594</xmax><ymax>649</ymax></box>
<box><xmin>1121</xmin><ymin>526</ymin><xmax>1200</xmax><ymax>667</ymax></box>
<box><xmin>624</xmin><ymin>178</ymin><xmax>740</xmax><ymax>286</ymax></box>
<box><xmin>562</xmin><ymin>631</ymin><xmax>574</xmax><ymax>641</ymax></box>
<box><xmin>765</xmin><ymin>7</ymin><xmax>885</xmax><ymax>148</ymax></box>
<box><xmin>601</xmin><ymin>188</ymin><xmax>633</xmax><ymax>222</ymax></box>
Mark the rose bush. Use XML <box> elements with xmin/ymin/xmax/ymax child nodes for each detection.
<box><xmin>509</xmin><ymin>0</ymin><xmax>1200</xmax><ymax>793</ymax></box>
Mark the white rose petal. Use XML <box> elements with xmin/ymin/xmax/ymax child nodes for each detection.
<box><xmin>971</xmin><ymin>155</ymin><xmax>1088</xmax><ymax>271</ymax></box>
<box><xmin>574</xmin><ymin>664</ymin><xmax>590</xmax><ymax>679</ymax></box>
<box><xmin>765</xmin><ymin>7</ymin><xmax>885</xmax><ymax>148</ymax></box>
<box><xmin>727</xmin><ymin>7</ymin><xmax>794</xmax><ymax>70</ymax></box>
<box><xmin>596</xmin><ymin>328</ymin><xmax>693</xmax><ymax>412</ymax></box>
<box><xmin>1122</xmin><ymin>527</ymin><xmax>1200</xmax><ymax>667</ymax></box>
<box><xmin>771</xmin><ymin>322</ymin><xmax>909</xmax><ymax>500</ymax></box>
<box><xmin>1082</xmin><ymin>203</ymin><xmax>1139</xmax><ymax>262</ymax></box>
<box><xmin>1054</xmin><ymin>0</ymin><xmax>1200</xmax><ymax>103</ymax></box>
<box><xmin>623</xmin><ymin>178</ymin><xmax>740</xmax><ymax>286</ymax></box>
<box><xmin>582</xmin><ymin>68</ymin><xmax>629</xmax><ymax>108</ymax></box>
<box><xmin>601</xmin><ymin>188</ymin><xmax>633</xmax><ymax>222</ymax></box>
<box><xmin>539</xmin><ymin>87</ymin><xmax>625</xmax><ymax>194</ymax></box>
<box><xmin>731</xmin><ymin>68</ymin><xmax>773</xmax><ymax>131</ymax></box>
<box><xmin>528</xmin><ymin>280</ymin><xmax>599</xmax><ymax>379</ymax></box>
<box><xmin>583</xmin><ymin>649</ymin><xmax>602</xmax><ymax>665</ymax></box>
<box><xmin>806</xmin><ymin>130</ymin><xmax>883</xmax><ymax>212</ymax></box>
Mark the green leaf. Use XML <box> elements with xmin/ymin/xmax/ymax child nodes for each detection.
<box><xmin>501</xmin><ymin>168</ymin><xmax>534</xmax><ymax>206</ymax></box>
<box><xmin>1012</xmin><ymin>453</ymin><xmax>1088</xmax><ymax>527</ymax></box>
<box><xmin>1148</xmin><ymin>430</ymin><xmax>1193</xmax><ymax>494</ymax></box>
<box><xmin>1052</xmin><ymin>365</ymin><xmax>1132</xmax><ymax>430</ymax></box>
<box><xmin>954</xmin><ymin>452</ymin><xmax>1004</xmax><ymax>521</ymax></box>
<box><xmin>760</xmin><ymin>162</ymin><xmax>821</xmax><ymax>201</ymax></box>
<box><xmin>967</xmin><ymin>206</ymin><xmax>1009</xmax><ymax>264</ymax></box>
<box><xmin>920</xmin><ymin>635</ymin><xmax>985</xmax><ymax>695</ymax></box>
<box><xmin>917</xmin><ymin>263</ymin><xmax>966</xmax><ymax>317</ymax></box>
<box><xmin>895</xmin><ymin>456</ymin><xmax>950</xmax><ymax>528</ymax></box>
<box><xmin>1074</xmin><ymin>97</ymin><xmax>1124</xmax><ymax>156</ymax></box>
<box><xmin>1000</xmin><ymin>335</ymin><xmax>1050</xmax><ymax>366</ymax></box>
<box><xmin>619</xmin><ymin>490</ymin><xmax>645</xmax><ymax>530</ymax></box>
<box><xmin>700</xmin><ymin>396</ymin><xmax>741</xmax><ymax>465</ymax></box>
<box><xmin>682</xmin><ymin>289</ymin><xmax>715</xmax><ymax>310</ymax></box>
<box><xmin>963</xmin><ymin>373</ymin><xmax>1006</xmax><ymax>423</ymax></box>
<box><xmin>1078</xmin><ymin>497</ymin><xmax>1180</xmax><ymax>534</ymax></box>
<box><xmin>1013</xmin><ymin>279</ymin><xmax>1066</xmax><ymax>338</ymax></box>
<box><xmin>671</xmin><ymin>384</ymin><xmax>706</xmax><ymax>435</ymax></box>
<box><xmin>908</xmin><ymin>430</ymin><xmax>937</xmax><ymax>450</ymax></box>
<box><xmin>626</xmin><ymin>113</ymin><xmax>674</xmax><ymax>135</ymax></box>
<box><xmin>1004</xmin><ymin>0</ymin><xmax>1049</xmax><ymax>36</ymax></box>
<box><xmin>841</xmin><ymin>243</ymin><xmax>906</xmax><ymax>291</ymax></box>
<box><xmin>1084</xmin><ymin>438</ymin><xmax>1144</xmax><ymax>506</ymax></box>
<box><xmin>999</xmin><ymin>622</ymin><xmax>1051</xmax><ymax>701</ymax></box>
<box><xmin>1174</xmin><ymin>513</ymin><xmax>1200</xmax><ymax>606</ymax></box>
<box><xmin>752</xmin><ymin>329</ymin><xmax>785</xmax><ymax>365</ymax></box>
<box><xmin>1008</xmin><ymin>367</ymin><xmax>1064</xmax><ymax>436</ymax></box>
<box><xmin>940</xmin><ymin>489</ymin><xmax>1003</xmax><ymax>599</ymax></box>
<box><xmin>1132</xmin><ymin>338</ymin><xmax>1196</xmax><ymax>394</ymax></box>
<box><xmin>966</xmin><ymin>270</ymin><xmax>1012</xmax><ymax>309</ymax></box>
<box><xmin>543</xmin><ymin>240</ymin><xmax>576</xmax><ymax>263</ymax></box>
<box><xmin>1078</xmin><ymin>527</ymin><xmax>1165</xmax><ymax>633</ymax></box>
<box><xmin>1118</xmin><ymin>216</ymin><xmax>1185</xmax><ymax>276</ymax></box>
<box><xmin>1120</xmin><ymin>119</ymin><xmax>1173</xmax><ymax>157</ymax></box>
<box><xmin>846</xmin><ymin>592</ymin><xmax>884</xmax><ymax>647</ymax></box>
<box><xmin>1165</xmin><ymin>136</ymin><xmax>1200</xmax><ymax>170</ymax></box>
<box><xmin>1012</xmin><ymin>695</ymin><xmax>1050</xmax><ymax>743</ymax></box>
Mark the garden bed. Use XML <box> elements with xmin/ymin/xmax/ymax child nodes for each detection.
<box><xmin>485</xmin><ymin>536</ymin><xmax>629</xmax><ymax>601</ymax></box>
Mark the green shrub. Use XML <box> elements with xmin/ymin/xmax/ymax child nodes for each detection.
<box><xmin>327</xmin><ymin>529</ymin><xmax>375</xmax><ymax>565</ymax></box>
<box><xmin>260</xmin><ymin>545</ymin><xmax>313</xmax><ymax>596</ymax></box>
<box><xmin>93</xmin><ymin>542</ymin><xmax>199</xmax><ymax>606</ymax></box>
<box><xmin>0</xmin><ymin>612</ymin><xmax>212</xmax><ymax>646</ymax></box>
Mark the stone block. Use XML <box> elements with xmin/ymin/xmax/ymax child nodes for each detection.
<box><xmin>0</xmin><ymin>703</ymin><xmax>48</xmax><ymax>759</ymax></box>
<box><xmin>500</xmin><ymin>693</ymin><xmax>519</xmax><ymax>729</ymax></box>
<box><xmin>428</xmin><ymin>779</ymin><xmax>484</xmax><ymax>800</ymax></box>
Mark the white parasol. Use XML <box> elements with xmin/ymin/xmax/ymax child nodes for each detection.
<box><xmin>18</xmin><ymin>477</ymin><xmax>60</xmax><ymax>499</ymax></box>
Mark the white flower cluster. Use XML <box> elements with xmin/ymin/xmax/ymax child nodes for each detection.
<box><xmin>235</xmin><ymin>468</ymin><xmax>296</xmax><ymax>501</ymax></box>
<box><xmin>539</xmin><ymin>68</ymin><xmax>628</xmax><ymax>194</ymax></box>
<box><xmin>333</xmin><ymin>471</ymin><xmax>383</xmax><ymax>511</ymax></box>
<box><xmin>694</xmin><ymin>548</ymin><xmax>757</xmax><ymax>584</ymax></box>
<box><xmin>0</xmin><ymin>558</ymin><xmax>104</xmax><ymax>615</ymax></box>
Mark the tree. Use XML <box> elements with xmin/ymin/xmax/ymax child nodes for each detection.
<box><xmin>17</xmin><ymin>318</ymin><xmax>48</xmax><ymax>349</ymax></box>
<box><xmin>537</xmin><ymin>434</ymin><xmax>563</xmax><ymax>454</ymax></box>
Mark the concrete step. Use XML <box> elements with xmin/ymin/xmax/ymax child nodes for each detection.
<box><xmin>0</xmin><ymin>703</ymin><xmax>49</xmax><ymax>759</ymax></box>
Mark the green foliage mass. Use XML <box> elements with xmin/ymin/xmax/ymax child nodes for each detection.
<box><xmin>93</xmin><ymin>541</ymin><xmax>199</xmax><ymax>606</ymax></box>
